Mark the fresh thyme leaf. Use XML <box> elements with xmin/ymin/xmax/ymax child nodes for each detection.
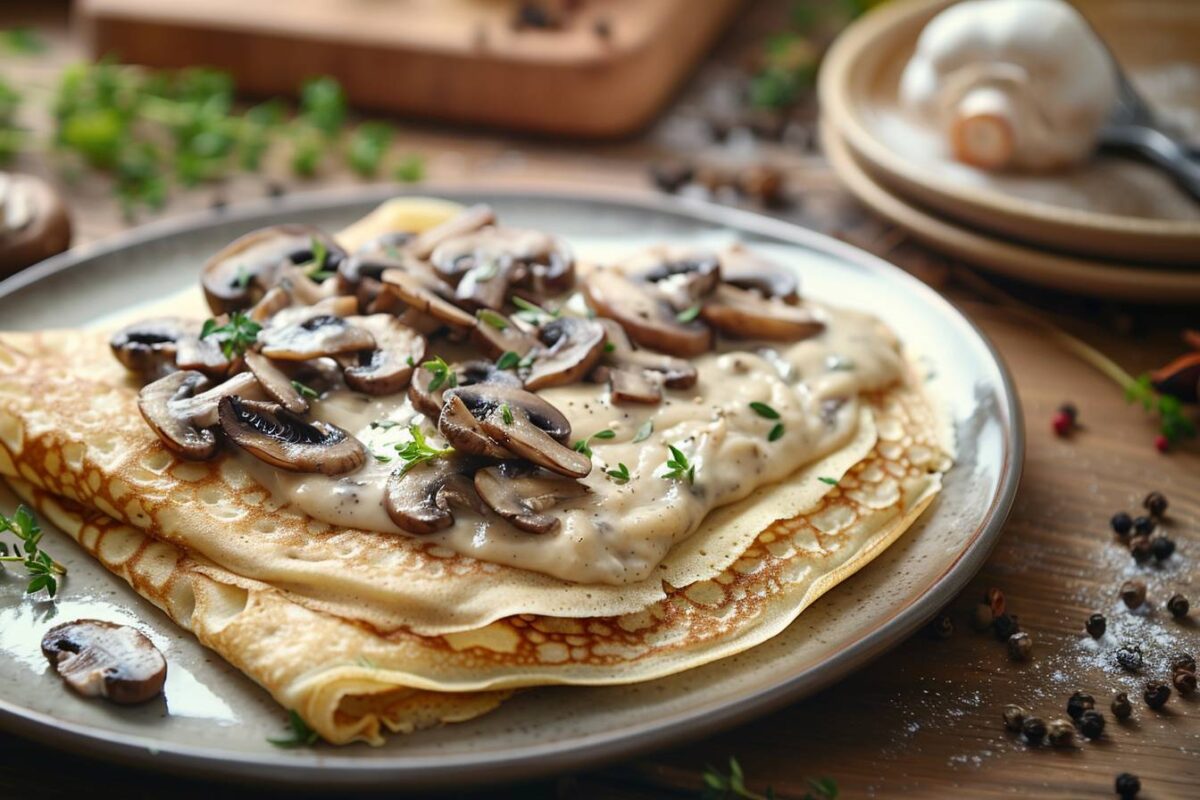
<box><xmin>421</xmin><ymin>356</ymin><xmax>456</xmax><ymax>392</ymax></box>
<box><xmin>373</xmin><ymin>453</ymin><xmax>392</xmax><ymax>463</ymax></box>
<box><xmin>473</xmin><ymin>259</ymin><xmax>500</xmax><ymax>282</ymax></box>
<box><xmin>495</xmin><ymin>350</ymin><xmax>521</xmax><ymax>371</ymax></box>
<box><xmin>662</xmin><ymin>444</ymin><xmax>695</xmax><ymax>484</ymax></box>
<box><xmin>478</xmin><ymin>309</ymin><xmax>509</xmax><ymax>330</ymax></box>
<box><xmin>633</xmin><ymin>419</ymin><xmax>654</xmax><ymax>443</ymax></box>
<box><xmin>500</xmin><ymin>402</ymin><xmax>514</xmax><ymax>425</ymax></box>
<box><xmin>603</xmin><ymin>341</ymin><xmax>616</xmax><ymax>353</ymax></box>
<box><xmin>676</xmin><ymin>303</ymin><xmax>702</xmax><ymax>323</ymax></box>
<box><xmin>573</xmin><ymin>429</ymin><xmax>616</xmax><ymax>458</ymax></box>
<box><xmin>701</xmin><ymin>756</ymin><xmax>832</xmax><ymax>800</ymax></box>
<box><xmin>234</xmin><ymin>265</ymin><xmax>252</xmax><ymax>290</ymax></box>
<box><xmin>518</xmin><ymin>351</ymin><xmax>538</xmax><ymax>369</ymax></box>
<box><xmin>290</xmin><ymin>380</ymin><xmax>319</xmax><ymax>400</ymax></box>
<box><xmin>511</xmin><ymin>295</ymin><xmax>559</xmax><ymax>324</ymax></box>
<box><xmin>1126</xmin><ymin>371</ymin><xmax>1197</xmax><ymax>443</ymax></box>
<box><xmin>267</xmin><ymin>709</ymin><xmax>320</xmax><ymax>748</ymax></box>
<box><xmin>818</xmin><ymin>476</ymin><xmax>837</xmax><ymax>486</ymax></box>
<box><xmin>592</xmin><ymin>429</ymin><xmax>616</xmax><ymax>440</ymax></box>
<box><xmin>405</xmin><ymin>355</ymin><xmax>416</xmax><ymax>367</ymax></box>
<box><xmin>200</xmin><ymin>311</ymin><xmax>261</xmax><ymax>359</ymax></box>
<box><xmin>605</xmin><ymin>462</ymin><xmax>631</xmax><ymax>483</ymax></box>
<box><xmin>768</xmin><ymin>422</ymin><xmax>785</xmax><ymax>442</ymax></box>
<box><xmin>370</xmin><ymin>420</ymin><xmax>400</xmax><ymax>430</ymax></box>
<box><xmin>749</xmin><ymin>401</ymin><xmax>780</xmax><ymax>420</ymax></box>
<box><xmin>393</xmin><ymin>425</ymin><xmax>454</xmax><ymax>476</ymax></box>
<box><xmin>0</xmin><ymin>505</ymin><xmax>66</xmax><ymax>598</ymax></box>
<box><xmin>302</xmin><ymin>236</ymin><xmax>331</xmax><ymax>282</ymax></box>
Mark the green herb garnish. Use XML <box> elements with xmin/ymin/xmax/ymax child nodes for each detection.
<box><xmin>633</xmin><ymin>419</ymin><xmax>654</xmax><ymax>443</ymax></box>
<box><xmin>1126</xmin><ymin>373</ymin><xmax>1197</xmax><ymax>444</ymax></box>
<box><xmin>495</xmin><ymin>350</ymin><xmax>521</xmax><ymax>371</ymax></box>
<box><xmin>200</xmin><ymin>311</ymin><xmax>262</xmax><ymax>359</ymax></box>
<box><xmin>500</xmin><ymin>402</ymin><xmax>514</xmax><ymax>425</ymax></box>
<box><xmin>1</xmin><ymin>28</ymin><xmax>47</xmax><ymax>55</ymax></box>
<box><xmin>393</xmin><ymin>425</ymin><xmax>454</xmax><ymax>475</ymax></box>
<box><xmin>749</xmin><ymin>402</ymin><xmax>780</xmax><ymax>420</ymax></box>
<box><xmin>0</xmin><ymin>505</ymin><xmax>66</xmax><ymax>598</ymax></box>
<box><xmin>267</xmin><ymin>710</ymin><xmax>320</xmax><ymax>749</ymax></box>
<box><xmin>421</xmin><ymin>356</ymin><xmax>457</xmax><ymax>392</ymax></box>
<box><xmin>701</xmin><ymin>756</ymin><xmax>837</xmax><ymax>800</ymax></box>
<box><xmin>478</xmin><ymin>309</ymin><xmax>509</xmax><ymax>330</ymax></box>
<box><xmin>605</xmin><ymin>463</ymin><xmax>631</xmax><ymax>483</ymax></box>
<box><xmin>373</xmin><ymin>453</ymin><xmax>392</xmax><ymax>463</ymax></box>
<box><xmin>768</xmin><ymin>423</ymin><xmax>785</xmax><ymax>442</ymax></box>
<box><xmin>511</xmin><ymin>295</ymin><xmax>559</xmax><ymax>324</ymax></box>
<box><xmin>603</xmin><ymin>341</ymin><xmax>616</xmax><ymax>353</ymax></box>
<box><xmin>572</xmin><ymin>429</ymin><xmax>615</xmax><ymax>457</ymax></box>
<box><xmin>370</xmin><ymin>420</ymin><xmax>400</xmax><ymax>430</ymax></box>
<box><xmin>303</xmin><ymin>236</ymin><xmax>334</xmax><ymax>282</ymax></box>
<box><xmin>676</xmin><ymin>303</ymin><xmax>702</xmax><ymax>323</ymax></box>
<box><xmin>347</xmin><ymin>120</ymin><xmax>393</xmax><ymax>177</ymax></box>
<box><xmin>290</xmin><ymin>380</ymin><xmax>319</xmax><ymax>400</ymax></box>
<box><xmin>662</xmin><ymin>444</ymin><xmax>695</xmax><ymax>484</ymax></box>
<box><xmin>234</xmin><ymin>265</ymin><xmax>252</xmax><ymax>290</ymax></box>
<box><xmin>393</xmin><ymin>153</ymin><xmax>426</xmax><ymax>183</ymax></box>
<box><xmin>818</xmin><ymin>476</ymin><xmax>837</xmax><ymax>486</ymax></box>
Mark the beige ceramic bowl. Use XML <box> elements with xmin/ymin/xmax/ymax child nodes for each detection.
<box><xmin>820</xmin><ymin>0</ymin><xmax>1200</xmax><ymax>266</ymax></box>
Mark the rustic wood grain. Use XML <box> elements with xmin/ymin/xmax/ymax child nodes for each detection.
<box><xmin>0</xmin><ymin>2</ymin><xmax>1197</xmax><ymax>797</ymax></box>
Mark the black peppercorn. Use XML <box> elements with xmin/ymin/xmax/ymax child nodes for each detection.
<box><xmin>1142</xmin><ymin>491</ymin><xmax>1168</xmax><ymax>517</ymax></box>
<box><xmin>1150</xmin><ymin>536</ymin><xmax>1176</xmax><ymax>561</ymax></box>
<box><xmin>1085</xmin><ymin>612</ymin><xmax>1107</xmax><ymax>639</ymax></box>
<box><xmin>1067</xmin><ymin>690</ymin><xmax>1095</xmax><ymax>720</ymax></box>
<box><xmin>1058</xmin><ymin>402</ymin><xmax>1078</xmax><ymax>424</ymax></box>
<box><xmin>1110</xmin><ymin>511</ymin><xmax>1133</xmax><ymax>537</ymax></box>
<box><xmin>1116</xmin><ymin>644</ymin><xmax>1143</xmax><ymax>672</ymax></box>
<box><xmin>1002</xmin><ymin>704</ymin><xmax>1027</xmax><ymax>732</ymax></box>
<box><xmin>1115</xmin><ymin>773</ymin><xmax>1140</xmax><ymax>799</ymax></box>
<box><xmin>1167</xmin><ymin>594</ymin><xmax>1190</xmax><ymax>618</ymax></box>
<box><xmin>1143</xmin><ymin>681</ymin><xmax>1170</xmax><ymax>710</ymax></box>
<box><xmin>1111</xmin><ymin>692</ymin><xmax>1132</xmax><ymax>720</ymax></box>
<box><xmin>1172</xmin><ymin>669</ymin><xmax>1197</xmax><ymax>695</ymax></box>
<box><xmin>1169</xmin><ymin>652</ymin><xmax>1196</xmax><ymax>673</ymax></box>
<box><xmin>970</xmin><ymin>603</ymin><xmax>994</xmax><ymax>632</ymax></box>
<box><xmin>993</xmin><ymin>612</ymin><xmax>1019</xmax><ymax>641</ymax></box>
<box><xmin>1120</xmin><ymin>579</ymin><xmax>1147</xmax><ymax>609</ymax></box>
<box><xmin>1129</xmin><ymin>535</ymin><xmax>1153</xmax><ymax>563</ymax></box>
<box><xmin>1078</xmin><ymin>709</ymin><xmax>1106</xmax><ymax>739</ymax></box>
<box><xmin>1046</xmin><ymin>717</ymin><xmax>1074</xmax><ymax>747</ymax></box>
<box><xmin>649</xmin><ymin>161</ymin><xmax>694</xmax><ymax>194</ymax></box>
<box><xmin>1021</xmin><ymin>715</ymin><xmax>1047</xmax><ymax>744</ymax></box>
<box><xmin>927</xmin><ymin>613</ymin><xmax>954</xmax><ymax>640</ymax></box>
<box><xmin>1008</xmin><ymin>632</ymin><xmax>1033</xmax><ymax>661</ymax></box>
<box><xmin>1132</xmin><ymin>515</ymin><xmax>1155</xmax><ymax>536</ymax></box>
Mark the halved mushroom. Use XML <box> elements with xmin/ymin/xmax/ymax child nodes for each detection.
<box><xmin>584</xmin><ymin>268</ymin><xmax>713</xmax><ymax>357</ymax></box>
<box><xmin>408</xmin><ymin>359</ymin><xmax>523</xmax><ymax>418</ymax></box>
<box><xmin>596</xmin><ymin>318</ymin><xmax>697</xmax><ymax>390</ymax></box>
<box><xmin>173</xmin><ymin>371</ymin><xmax>264</xmax><ymax>428</ymax></box>
<box><xmin>448</xmin><ymin>382</ymin><xmax>572</xmax><ymax>443</ymax></box>
<box><xmin>384</xmin><ymin>456</ymin><xmax>483</xmax><ymax>534</ymax></box>
<box><xmin>431</xmin><ymin>226</ymin><xmax>575</xmax><ymax>306</ymax></box>
<box><xmin>258</xmin><ymin>314</ymin><xmax>376</xmax><ymax>361</ymax></box>
<box><xmin>381</xmin><ymin>268</ymin><xmax>477</xmax><ymax>329</ymax></box>
<box><xmin>342</xmin><ymin>314</ymin><xmax>426</xmax><ymax>395</ymax></box>
<box><xmin>477</xmin><ymin>406</ymin><xmax>591</xmax><ymax>478</ymax></box>
<box><xmin>626</xmin><ymin>248</ymin><xmax>721</xmax><ymax>311</ymax></box>
<box><xmin>41</xmin><ymin>619</ymin><xmax>167</xmax><ymax>705</ymax></box>
<box><xmin>700</xmin><ymin>285</ymin><xmax>825</xmax><ymax>341</ymax></box>
<box><xmin>523</xmin><ymin>317</ymin><xmax>607</xmax><ymax>390</ymax></box>
<box><xmin>218</xmin><ymin>396</ymin><xmax>365</xmax><ymax>475</ymax></box>
<box><xmin>110</xmin><ymin>317</ymin><xmax>192</xmax><ymax>380</ymax></box>
<box><xmin>244</xmin><ymin>351</ymin><xmax>308</xmax><ymax>414</ymax></box>
<box><xmin>408</xmin><ymin>204</ymin><xmax>496</xmax><ymax>261</ymax></box>
<box><xmin>201</xmin><ymin>224</ymin><xmax>344</xmax><ymax>314</ymax></box>
<box><xmin>719</xmin><ymin>246</ymin><xmax>799</xmax><ymax>303</ymax></box>
<box><xmin>138</xmin><ymin>370</ymin><xmax>217</xmax><ymax>459</ymax></box>
<box><xmin>470</xmin><ymin>310</ymin><xmax>538</xmax><ymax>360</ymax></box>
<box><xmin>609</xmin><ymin>368</ymin><xmax>663</xmax><ymax>404</ymax></box>
<box><xmin>474</xmin><ymin>462</ymin><xmax>589</xmax><ymax>534</ymax></box>
<box><xmin>438</xmin><ymin>394</ymin><xmax>513</xmax><ymax>458</ymax></box>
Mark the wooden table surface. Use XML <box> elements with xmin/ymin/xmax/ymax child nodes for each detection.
<box><xmin>1</xmin><ymin>2</ymin><xmax>1197</xmax><ymax>797</ymax></box>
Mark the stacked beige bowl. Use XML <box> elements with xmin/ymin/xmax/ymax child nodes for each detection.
<box><xmin>818</xmin><ymin>0</ymin><xmax>1200</xmax><ymax>302</ymax></box>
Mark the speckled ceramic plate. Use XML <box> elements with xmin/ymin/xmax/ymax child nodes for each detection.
<box><xmin>0</xmin><ymin>188</ymin><xmax>1021</xmax><ymax>791</ymax></box>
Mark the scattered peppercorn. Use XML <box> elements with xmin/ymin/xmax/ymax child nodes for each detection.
<box><xmin>1067</xmin><ymin>691</ymin><xmax>1095</xmax><ymax>720</ymax></box>
<box><xmin>1169</xmin><ymin>652</ymin><xmax>1196</xmax><ymax>673</ymax></box>
<box><xmin>1086</xmin><ymin>613</ymin><xmax>1107</xmax><ymax>639</ymax></box>
<box><xmin>1116</xmin><ymin>645</ymin><xmax>1143</xmax><ymax>672</ymax></box>
<box><xmin>1078</xmin><ymin>709</ymin><xmax>1106</xmax><ymax>739</ymax></box>
<box><xmin>1142</xmin><ymin>491</ymin><xmax>1168</xmax><ymax>517</ymax></box>
<box><xmin>1115</xmin><ymin>773</ymin><xmax>1141</xmax><ymax>799</ymax></box>
<box><xmin>1021</xmin><ymin>716</ymin><xmax>1047</xmax><ymax>744</ymax></box>
<box><xmin>1167</xmin><ymin>594</ymin><xmax>1190</xmax><ymax>619</ymax></box>
<box><xmin>1150</xmin><ymin>536</ymin><xmax>1176</xmax><ymax>561</ymax></box>
<box><xmin>1002</xmin><ymin>704</ymin><xmax>1027</xmax><ymax>732</ymax></box>
<box><xmin>1046</xmin><ymin>717</ymin><xmax>1074</xmax><ymax>747</ymax></box>
<box><xmin>993</xmin><ymin>613</ymin><xmax>1019</xmax><ymax>642</ymax></box>
<box><xmin>1120</xmin><ymin>579</ymin><xmax>1147</xmax><ymax>610</ymax></box>
<box><xmin>1058</xmin><ymin>402</ymin><xmax>1078</xmax><ymax>425</ymax></box>
<box><xmin>1143</xmin><ymin>681</ymin><xmax>1170</xmax><ymax>710</ymax></box>
<box><xmin>1129</xmin><ymin>535</ymin><xmax>1153</xmax><ymax>563</ymax></box>
<box><xmin>1111</xmin><ymin>692</ymin><xmax>1132</xmax><ymax>721</ymax></box>
<box><xmin>926</xmin><ymin>613</ymin><xmax>954</xmax><ymax>640</ymax></box>
<box><xmin>649</xmin><ymin>160</ymin><xmax>694</xmax><ymax>194</ymax></box>
<box><xmin>985</xmin><ymin>587</ymin><xmax>1006</xmax><ymax>618</ymax></box>
<box><xmin>1132</xmin><ymin>515</ymin><xmax>1155</xmax><ymax>536</ymax></box>
<box><xmin>970</xmin><ymin>603</ymin><xmax>993</xmax><ymax>632</ymax></box>
<box><xmin>1008</xmin><ymin>632</ymin><xmax>1033</xmax><ymax>661</ymax></box>
<box><xmin>1110</xmin><ymin>511</ymin><xmax>1133</xmax><ymax>537</ymax></box>
<box><xmin>1154</xmin><ymin>434</ymin><xmax>1169</xmax><ymax>453</ymax></box>
<box><xmin>1172</xmin><ymin>669</ymin><xmax>1197</xmax><ymax>695</ymax></box>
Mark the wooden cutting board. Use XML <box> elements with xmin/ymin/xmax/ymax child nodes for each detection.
<box><xmin>75</xmin><ymin>0</ymin><xmax>742</xmax><ymax>137</ymax></box>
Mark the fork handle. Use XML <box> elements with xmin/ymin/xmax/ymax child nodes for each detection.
<box><xmin>1101</xmin><ymin>125</ymin><xmax>1200</xmax><ymax>202</ymax></box>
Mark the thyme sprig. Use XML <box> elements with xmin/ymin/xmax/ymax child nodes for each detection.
<box><xmin>511</xmin><ymin>295</ymin><xmax>559</xmax><ymax>324</ymax></box>
<box><xmin>702</xmin><ymin>757</ymin><xmax>837</xmax><ymax>800</ymax></box>
<box><xmin>267</xmin><ymin>709</ymin><xmax>320</xmax><ymax>748</ymax></box>
<box><xmin>420</xmin><ymin>356</ymin><xmax>457</xmax><ymax>392</ymax></box>
<box><xmin>302</xmin><ymin>236</ymin><xmax>333</xmax><ymax>282</ymax></box>
<box><xmin>605</xmin><ymin>463</ymin><xmax>631</xmax><ymax>483</ymax></box>
<box><xmin>572</xmin><ymin>429</ymin><xmax>615</xmax><ymax>457</ymax></box>
<box><xmin>662</xmin><ymin>443</ymin><xmax>695</xmax><ymax>484</ymax></box>
<box><xmin>0</xmin><ymin>505</ymin><xmax>66</xmax><ymax>598</ymax></box>
<box><xmin>393</xmin><ymin>425</ymin><xmax>454</xmax><ymax>476</ymax></box>
<box><xmin>200</xmin><ymin>311</ymin><xmax>261</xmax><ymax>359</ymax></box>
<box><xmin>290</xmin><ymin>380</ymin><xmax>319</xmax><ymax>400</ymax></box>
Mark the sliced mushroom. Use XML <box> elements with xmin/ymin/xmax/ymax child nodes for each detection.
<box><xmin>173</xmin><ymin>371</ymin><xmax>264</xmax><ymax>428</ymax></box>
<box><xmin>244</xmin><ymin>351</ymin><xmax>308</xmax><ymax>414</ymax></box>
<box><xmin>470</xmin><ymin>310</ymin><xmax>538</xmax><ymax>360</ymax></box>
<box><xmin>477</xmin><ymin>407</ymin><xmax>591</xmax><ymax>478</ymax></box>
<box><xmin>626</xmin><ymin>247</ymin><xmax>721</xmax><ymax>311</ymax></box>
<box><xmin>138</xmin><ymin>370</ymin><xmax>217</xmax><ymax>459</ymax></box>
<box><xmin>523</xmin><ymin>317</ymin><xmax>607</xmax><ymax>390</ymax></box>
<box><xmin>597</xmin><ymin>318</ymin><xmax>697</xmax><ymax>390</ymax></box>
<box><xmin>218</xmin><ymin>396</ymin><xmax>365</xmax><ymax>475</ymax></box>
<box><xmin>408</xmin><ymin>204</ymin><xmax>496</xmax><ymax>261</ymax></box>
<box><xmin>584</xmin><ymin>268</ymin><xmax>713</xmax><ymax>358</ymax></box>
<box><xmin>431</xmin><ymin>226</ymin><xmax>575</xmax><ymax>306</ymax></box>
<box><xmin>719</xmin><ymin>246</ymin><xmax>799</xmax><ymax>303</ymax></box>
<box><xmin>381</xmin><ymin>268</ymin><xmax>477</xmax><ymax>329</ymax></box>
<box><xmin>41</xmin><ymin>620</ymin><xmax>167</xmax><ymax>705</ymax></box>
<box><xmin>176</xmin><ymin>334</ymin><xmax>235</xmax><ymax>379</ymax></box>
<box><xmin>438</xmin><ymin>394</ymin><xmax>513</xmax><ymax>459</ymax></box>
<box><xmin>247</xmin><ymin>286</ymin><xmax>293</xmax><ymax>323</ymax></box>
<box><xmin>110</xmin><ymin>317</ymin><xmax>191</xmax><ymax>380</ymax></box>
<box><xmin>384</xmin><ymin>456</ymin><xmax>483</xmax><ymax>534</ymax></box>
<box><xmin>474</xmin><ymin>462</ymin><xmax>589</xmax><ymax>534</ymax></box>
<box><xmin>258</xmin><ymin>314</ymin><xmax>376</xmax><ymax>361</ymax></box>
<box><xmin>342</xmin><ymin>314</ymin><xmax>426</xmax><ymax>395</ymax></box>
<box><xmin>448</xmin><ymin>382</ymin><xmax>572</xmax><ymax>443</ymax></box>
<box><xmin>700</xmin><ymin>284</ymin><xmax>825</xmax><ymax>341</ymax></box>
<box><xmin>201</xmin><ymin>224</ymin><xmax>344</xmax><ymax>314</ymax></box>
<box><xmin>609</xmin><ymin>368</ymin><xmax>663</xmax><ymax>404</ymax></box>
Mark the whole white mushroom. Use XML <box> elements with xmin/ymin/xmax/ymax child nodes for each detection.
<box><xmin>899</xmin><ymin>0</ymin><xmax>1118</xmax><ymax>171</ymax></box>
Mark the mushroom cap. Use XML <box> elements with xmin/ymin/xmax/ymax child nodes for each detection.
<box><xmin>523</xmin><ymin>317</ymin><xmax>608</xmax><ymax>391</ymax></box>
<box><xmin>625</xmin><ymin>247</ymin><xmax>721</xmax><ymax>311</ymax></box>
<box><xmin>408</xmin><ymin>359</ymin><xmax>522</xmax><ymax>418</ymax></box>
<box><xmin>431</xmin><ymin>226</ymin><xmax>575</xmax><ymax>302</ymax></box>
<box><xmin>477</xmin><ymin>406</ymin><xmax>591</xmax><ymax>478</ymax></box>
<box><xmin>719</xmin><ymin>246</ymin><xmax>799</xmax><ymax>303</ymax></box>
<box><xmin>384</xmin><ymin>456</ymin><xmax>483</xmax><ymax>534</ymax></box>
<box><xmin>407</xmin><ymin>203</ymin><xmax>497</xmax><ymax>261</ymax></box>
<box><xmin>201</xmin><ymin>224</ymin><xmax>344</xmax><ymax>314</ymax></box>
<box><xmin>41</xmin><ymin>619</ymin><xmax>167</xmax><ymax>705</ymax></box>
<box><xmin>341</xmin><ymin>314</ymin><xmax>427</xmax><ymax>396</ymax></box>
<box><xmin>584</xmin><ymin>268</ymin><xmax>713</xmax><ymax>358</ymax></box>
<box><xmin>447</xmin><ymin>382</ymin><xmax>572</xmax><ymax>443</ymax></box>
<box><xmin>109</xmin><ymin>317</ymin><xmax>192</xmax><ymax>381</ymax></box>
<box><xmin>137</xmin><ymin>370</ymin><xmax>218</xmax><ymax>460</ymax></box>
<box><xmin>474</xmin><ymin>462</ymin><xmax>590</xmax><ymax>534</ymax></box>
<box><xmin>258</xmin><ymin>313</ymin><xmax>376</xmax><ymax>361</ymax></box>
<box><xmin>438</xmin><ymin>393</ymin><xmax>514</xmax><ymax>459</ymax></box>
<box><xmin>700</xmin><ymin>284</ymin><xmax>825</xmax><ymax>341</ymax></box>
<box><xmin>218</xmin><ymin>396</ymin><xmax>366</xmax><ymax>475</ymax></box>
<box><xmin>244</xmin><ymin>351</ymin><xmax>309</xmax><ymax>414</ymax></box>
